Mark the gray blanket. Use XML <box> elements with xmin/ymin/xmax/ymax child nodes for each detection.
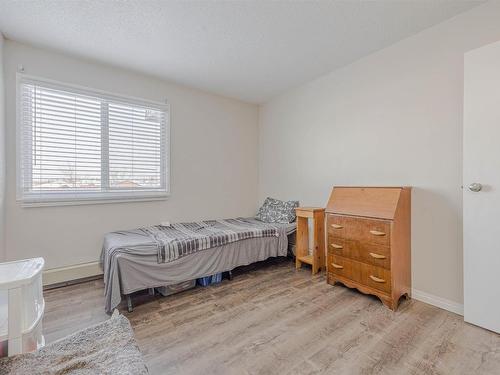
<box><xmin>143</xmin><ymin>217</ymin><xmax>280</xmax><ymax>263</ymax></box>
<box><xmin>0</xmin><ymin>313</ymin><xmax>147</xmax><ymax>374</ymax></box>
<box><xmin>101</xmin><ymin>218</ymin><xmax>295</xmax><ymax>313</ymax></box>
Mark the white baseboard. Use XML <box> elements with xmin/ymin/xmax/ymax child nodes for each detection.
<box><xmin>412</xmin><ymin>288</ymin><xmax>464</xmax><ymax>316</ymax></box>
<box><xmin>43</xmin><ymin>261</ymin><xmax>102</xmax><ymax>286</ymax></box>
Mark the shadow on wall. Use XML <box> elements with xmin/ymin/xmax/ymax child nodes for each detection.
<box><xmin>411</xmin><ymin>186</ymin><xmax>463</xmax><ymax>301</ymax></box>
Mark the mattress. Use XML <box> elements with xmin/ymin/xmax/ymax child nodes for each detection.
<box><xmin>101</xmin><ymin>219</ymin><xmax>296</xmax><ymax>313</ymax></box>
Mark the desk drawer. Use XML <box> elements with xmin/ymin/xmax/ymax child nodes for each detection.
<box><xmin>328</xmin><ymin>255</ymin><xmax>354</xmax><ymax>281</ymax></box>
<box><xmin>364</xmin><ymin>263</ymin><xmax>392</xmax><ymax>294</ymax></box>
<box><xmin>327</xmin><ymin>237</ymin><xmax>348</xmax><ymax>258</ymax></box>
<box><xmin>327</xmin><ymin>237</ymin><xmax>390</xmax><ymax>269</ymax></box>
<box><xmin>326</xmin><ymin>214</ymin><xmax>345</xmax><ymax>238</ymax></box>
<box><xmin>327</xmin><ymin>215</ymin><xmax>391</xmax><ymax>246</ymax></box>
<box><xmin>344</xmin><ymin>217</ymin><xmax>391</xmax><ymax>246</ymax></box>
<box><xmin>361</xmin><ymin>244</ymin><xmax>390</xmax><ymax>269</ymax></box>
<box><xmin>328</xmin><ymin>255</ymin><xmax>363</xmax><ymax>285</ymax></box>
<box><xmin>346</xmin><ymin>240</ymin><xmax>391</xmax><ymax>269</ymax></box>
<box><xmin>328</xmin><ymin>255</ymin><xmax>392</xmax><ymax>295</ymax></box>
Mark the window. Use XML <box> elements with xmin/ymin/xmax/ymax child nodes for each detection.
<box><xmin>17</xmin><ymin>75</ymin><xmax>169</xmax><ymax>206</ymax></box>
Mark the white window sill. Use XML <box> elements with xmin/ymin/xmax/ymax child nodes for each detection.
<box><xmin>18</xmin><ymin>192</ymin><xmax>170</xmax><ymax>208</ymax></box>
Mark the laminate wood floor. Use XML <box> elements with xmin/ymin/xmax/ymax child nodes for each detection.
<box><xmin>43</xmin><ymin>258</ymin><xmax>500</xmax><ymax>375</ymax></box>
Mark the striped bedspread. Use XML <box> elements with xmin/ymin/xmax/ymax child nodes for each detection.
<box><xmin>142</xmin><ymin>217</ymin><xmax>280</xmax><ymax>263</ymax></box>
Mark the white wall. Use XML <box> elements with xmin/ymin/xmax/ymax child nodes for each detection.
<box><xmin>259</xmin><ymin>1</ymin><xmax>500</xmax><ymax>306</ymax></box>
<box><xmin>0</xmin><ymin>34</ymin><xmax>5</xmax><ymax>262</ymax></box>
<box><xmin>4</xmin><ymin>40</ymin><xmax>259</xmax><ymax>271</ymax></box>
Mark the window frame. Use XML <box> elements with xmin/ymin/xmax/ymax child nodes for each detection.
<box><xmin>16</xmin><ymin>74</ymin><xmax>171</xmax><ymax>207</ymax></box>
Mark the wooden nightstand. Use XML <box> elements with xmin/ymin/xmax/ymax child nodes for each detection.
<box><xmin>295</xmin><ymin>207</ymin><xmax>325</xmax><ymax>275</ymax></box>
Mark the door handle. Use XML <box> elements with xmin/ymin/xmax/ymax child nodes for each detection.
<box><xmin>468</xmin><ymin>183</ymin><xmax>482</xmax><ymax>192</ymax></box>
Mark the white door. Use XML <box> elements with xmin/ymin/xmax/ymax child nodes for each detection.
<box><xmin>463</xmin><ymin>40</ymin><xmax>500</xmax><ymax>334</ymax></box>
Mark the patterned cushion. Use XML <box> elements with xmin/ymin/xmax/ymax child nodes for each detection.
<box><xmin>255</xmin><ymin>197</ymin><xmax>299</xmax><ymax>223</ymax></box>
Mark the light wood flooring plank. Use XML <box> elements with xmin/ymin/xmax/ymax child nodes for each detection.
<box><xmin>43</xmin><ymin>258</ymin><xmax>500</xmax><ymax>375</ymax></box>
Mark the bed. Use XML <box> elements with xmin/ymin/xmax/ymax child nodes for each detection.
<box><xmin>101</xmin><ymin>218</ymin><xmax>296</xmax><ymax>313</ymax></box>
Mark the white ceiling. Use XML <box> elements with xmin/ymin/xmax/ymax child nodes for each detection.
<box><xmin>0</xmin><ymin>0</ymin><xmax>483</xmax><ymax>103</ymax></box>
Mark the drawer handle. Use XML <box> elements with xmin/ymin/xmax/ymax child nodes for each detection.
<box><xmin>331</xmin><ymin>224</ymin><xmax>343</xmax><ymax>229</ymax></box>
<box><xmin>369</xmin><ymin>252</ymin><xmax>386</xmax><ymax>259</ymax></box>
<box><xmin>369</xmin><ymin>275</ymin><xmax>386</xmax><ymax>283</ymax></box>
<box><xmin>330</xmin><ymin>243</ymin><xmax>343</xmax><ymax>249</ymax></box>
<box><xmin>331</xmin><ymin>263</ymin><xmax>344</xmax><ymax>269</ymax></box>
<box><xmin>369</xmin><ymin>230</ymin><xmax>386</xmax><ymax>236</ymax></box>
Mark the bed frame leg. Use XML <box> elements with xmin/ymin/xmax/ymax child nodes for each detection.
<box><xmin>126</xmin><ymin>294</ymin><xmax>133</xmax><ymax>313</ymax></box>
<box><xmin>228</xmin><ymin>270</ymin><xmax>233</xmax><ymax>280</ymax></box>
<box><xmin>148</xmin><ymin>288</ymin><xmax>155</xmax><ymax>296</ymax></box>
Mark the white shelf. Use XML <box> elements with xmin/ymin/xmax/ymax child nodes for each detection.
<box><xmin>0</xmin><ymin>258</ymin><xmax>44</xmax><ymax>289</ymax></box>
<box><xmin>0</xmin><ymin>258</ymin><xmax>45</xmax><ymax>356</ymax></box>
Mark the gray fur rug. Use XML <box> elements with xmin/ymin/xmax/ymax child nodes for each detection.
<box><xmin>0</xmin><ymin>312</ymin><xmax>148</xmax><ymax>374</ymax></box>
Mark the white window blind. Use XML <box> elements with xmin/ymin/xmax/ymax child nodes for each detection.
<box><xmin>17</xmin><ymin>76</ymin><xmax>169</xmax><ymax>205</ymax></box>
